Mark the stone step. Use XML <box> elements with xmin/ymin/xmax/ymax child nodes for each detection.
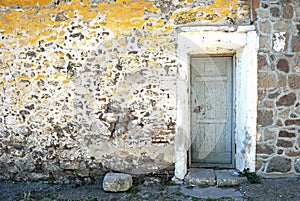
<box><xmin>216</xmin><ymin>169</ymin><xmax>248</xmax><ymax>187</ymax></box>
<box><xmin>184</xmin><ymin>168</ymin><xmax>216</xmax><ymax>186</ymax></box>
<box><xmin>184</xmin><ymin>168</ymin><xmax>247</xmax><ymax>187</ymax></box>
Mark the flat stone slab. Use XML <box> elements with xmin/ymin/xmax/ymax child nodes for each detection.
<box><xmin>215</xmin><ymin>169</ymin><xmax>247</xmax><ymax>187</ymax></box>
<box><xmin>103</xmin><ymin>173</ymin><xmax>132</xmax><ymax>192</ymax></box>
<box><xmin>180</xmin><ymin>186</ymin><xmax>243</xmax><ymax>199</ymax></box>
<box><xmin>184</xmin><ymin>168</ymin><xmax>216</xmax><ymax>186</ymax></box>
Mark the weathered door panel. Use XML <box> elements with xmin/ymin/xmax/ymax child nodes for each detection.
<box><xmin>190</xmin><ymin>57</ymin><xmax>233</xmax><ymax>167</ymax></box>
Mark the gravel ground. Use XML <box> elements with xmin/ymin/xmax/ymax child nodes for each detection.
<box><xmin>0</xmin><ymin>177</ymin><xmax>299</xmax><ymax>201</ymax></box>
<box><xmin>239</xmin><ymin>177</ymin><xmax>300</xmax><ymax>201</ymax></box>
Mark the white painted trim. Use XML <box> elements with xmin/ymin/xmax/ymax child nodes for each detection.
<box><xmin>174</xmin><ymin>27</ymin><xmax>258</xmax><ymax>180</ymax></box>
<box><xmin>180</xmin><ymin>25</ymin><xmax>256</xmax><ymax>33</ymax></box>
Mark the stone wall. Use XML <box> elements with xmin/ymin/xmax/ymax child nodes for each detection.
<box><xmin>0</xmin><ymin>0</ymin><xmax>251</xmax><ymax>181</ymax></box>
<box><xmin>256</xmin><ymin>0</ymin><xmax>300</xmax><ymax>175</ymax></box>
<box><xmin>2</xmin><ymin>0</ymin><xmax>300</xmax><ymax>181</ymax></box>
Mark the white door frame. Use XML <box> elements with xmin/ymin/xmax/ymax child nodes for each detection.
<box><xmin>174</xmin><ymin>26</ymin><xmax>258</xmax><ymax>180</ymax></box>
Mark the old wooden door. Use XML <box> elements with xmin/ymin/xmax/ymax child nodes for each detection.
<box><xmin>190</xmin><ymin>56</ymin><xmax>233</xmax><ymax>168</ymax></box>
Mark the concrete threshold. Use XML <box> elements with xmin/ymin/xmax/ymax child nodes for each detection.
<box><xmin>184</xmin><ymin>168</ymin><xmax>248</xmax><ymax>187</ymax></box>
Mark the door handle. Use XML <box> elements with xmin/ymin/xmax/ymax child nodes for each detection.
<box><xmin>193</xmin><ymin>106</ymin><xmax>202</xmax><ymax>113</ymax></box>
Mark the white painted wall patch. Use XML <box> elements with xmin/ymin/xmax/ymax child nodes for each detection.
<box><xmin>273</xmin><ymin>32</ymin><xmax>287</xmax><ymax>52</ymax></box>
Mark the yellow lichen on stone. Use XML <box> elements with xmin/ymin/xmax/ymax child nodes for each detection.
<box><xmin>0</xmin><ymin>0</ymin><xmax>166</xmax><ymax>49</ymax></box>
<box><xmin>171</xmin><ymin>0</ymin><xmax>238</xmax><ymax>24</ymax></box>
<box><xmin>0</xmin><ymin>0</ymin><xmax>50</xmax><ymax>7</ymax></box>
<box><xmin>63</xmin><ymin>77</ymin><xmax>71</xmax><ymax>84</ymax></box>
<box><xmin>35</xmin><ymin>74</ymin><xmax>45</xmax><ymax>81</ymax></box>
<box><xmin>95</xmin><ymin>0</ymin><xmax>160</xmax><ymax>32</ymax></box>
<box><xmin>0</xmin><ymin>0</ymin><xmax>252</xmax><ymax>180</ymax></box>
<box><xmin>54</xmin><ymin>73</ymin><xmax>65</xmax><ymax>79</ymax></box>
<box><xmin>8</xmin><ymin>79</ymin><xmax>15</xmax><ymax>84</ymax></box>
<box><xmin>1</xmin><ymin>9</ymin><xmax>58</xmax><ymax>45</ymax></box>
<box><xmin>0</xmin><ymin>79</ymin><xmax>6</xmax><ymax>87</ymax></box>
<box><xmin>0</xmin><ymin>0</ymin><xmax>240</xmax><ymax>51</ymax></box>
<box><xmin>17</xmin><ymin>76</ymin><xmax>31</xmax><ymax>82</ymax></box>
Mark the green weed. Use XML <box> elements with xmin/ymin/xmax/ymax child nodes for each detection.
<box><xmin>192</xmin><ymin>197</ymin><xmax>199</xmax><ymax>201</ymax></box>
<box><xmin>239</xmin><ymin>168</ymin><xmax>260</xmax><ymax>184</ymax></box>
<box><xmin>23</xmin><ymin>192</ymin><xmax>31</xmax><ymax>201</ymax></box>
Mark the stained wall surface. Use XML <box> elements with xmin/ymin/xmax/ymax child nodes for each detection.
<box><xmin>0</xmin><ymin>0</ymin><xmax>252</xmax><ymax>181</ymax></box>
<box><xmin>0</xmin><ymin>0</ymin><xmax>251</xmax><ymax>181</ymax></box>
<box><xmin>3</xmin><ymin>0</ymin><xmax>298</xmax><ymax>181</ymax></box>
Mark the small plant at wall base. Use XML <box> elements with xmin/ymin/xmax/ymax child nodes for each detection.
<box><xmin>239</xmin><ymin>168</ymin><xmax>260</xmax><ymax>184</ymax></box>
<box><xmin>23</xmin><ymin>192</ymin><xmax>31</xmax><ymax>201</ymax></box>
<box><xmin>48</xmin><ymin>172</ymin><xmax>55</xmax><ymax>184</ymax></box>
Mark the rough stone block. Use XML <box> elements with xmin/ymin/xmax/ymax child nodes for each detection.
<box><xmin>283</xmin><ymin>5</ymin><xmax>293</xmax><ymax>19</ymax></box>
<box><xmin>297</xmin><ymin>24</ymin><xmax>300</xmax><ymax>32</ymax></box>
<box><xmin>257</xmin><ymin>110</ymin><xmax>274</xmax><ymax>127</ymax></box>
<box><xmin>256</xmin><ymin>144</ymin><xmax>274</xmax><ymax>154</ymax></box>
<box><xmin>293</xmin><ymin>54</ymin><xmax>300</xmax><ymax>63</ymax></box>
<box><xmin>279</xmin><ymin>108</ymin><xmax>291</xmax><ymax>119</ymax></box>
<box><xmin>215</xmin><ymin>170</ymin><xmax>247</xmax><ymax>187</ymax></box>
<box><xmin>258</xmin><ymin>19</ymin><xmax>271</xmax><ymax>34</ymax></box>
<box><xmin>276</xmin><ymin>119</ymin><xmax>283</xmax><ymax>127</ymax></box>
<box><xmin>278</xmin><ymin>74</ymin><xmax>287</xmax><ymax>87</ymax></box>
<box><xmin>270</xmin><ymin>6</ymin><xmax>280</xmax><ymax>17</ymax></box>
<box><xmin>184</xmin><ymin>168</ymin><xmax>216</xmax><ymax>186</ymax></box>
<box><xmin>259</xmin><ymin>35</ymin><xmax>270</xmax><ymax>50</ymax></box>
<box><xmin>295</xmin><ymin>158</ymin><xmax>300</xmax><ymax>173</ymax></box>
<box><xmin>268</xmin><ymin>90</ymin><xmax>280</xmax><ymax>99</ymax></box>
<box><xmin>264</xmin><ymin>100</ymin><xmax>275</xmax><ymax>108</ymax></box>
<box><xmin>292</xmin><ymin>35</ymin><xmax>300</xmax><ymax>52</ymax></box>
<box><xmin>276</xmin><ymin>93</ymin><xmax>296</xmax><ymax>107</ymax></box>
<box><xmin>296</xmin><ymin>107</ymin><xmax>300</xmax><ymax>115</ymax></box>
<box><xmin>286</xmin><ymin>150</ymin><xmax>300</xmax><ymax>157</ymax></box>
<box><xmin>288</xmin><ymin>75</ymin><xmax>300</xmax><ymax>89</ymax></box>
<box><xmin>267</xmin><ymin>157</ymin><xmax>291</xmax><ymax>173</ymax></box>
<box><xmin>258</xmin><ymin>54</ymin><xmax>268</xmax><ymax>70</ymax></box>
<box><xmin>258</xmin><ymin>72</ymin><xmax>276</xmax><ymax>89</ymax></box>
<box><xmin>264</xmin><ymin>128</ymin><xmax>276</xmax><ymax>141</ymax></box>
<box><xmin>103</xmin><ymin>173</ymin><xmax>132</xmax><ymax>192</ymax></box>
<box><xmin>276</xmin><ymin>59</ymin><xmax>289</xmax><ymax>73</ymax></box>
<box><xmin>276</xmin><ymin>139</ymin><xmax>294</xmax><ymax>148</ymax></box>
<box><xmin>258</xmin><ymin>90</ymin><xmax>266</xmax><ymax>104</ymax></box>
<box><xmin>255</xmin><ymin>160</ymin><xmax>263</xmax><ymax>171</ymax></box>
<box><xmin>256</xmin><ymin>9</ymin><xmax>269</xmax><ymax>19</ymax></box>
<box><xmin>285</xmin><ymin>119</ymin><xmax>300</xmax><ymax>126</ymax></box>
<box><xmin>278</xmin><ymin>130</ymin><xmax>296</xmax><ymax>138</ymax></box>
<box><xmin>273</xmin><ymin>20</ymin><xmax>291</xmax><ymax>30</ymax></box>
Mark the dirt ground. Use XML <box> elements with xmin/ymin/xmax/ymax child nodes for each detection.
<box><xmin>239</xmin><ymin>177</ymin><xmax>300</xmax><ymax>201</ymax></box>
<box><xmin>0</xmin><ymin>176</ymin><xmax>300</xmax><ymax>201</ymax></box>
